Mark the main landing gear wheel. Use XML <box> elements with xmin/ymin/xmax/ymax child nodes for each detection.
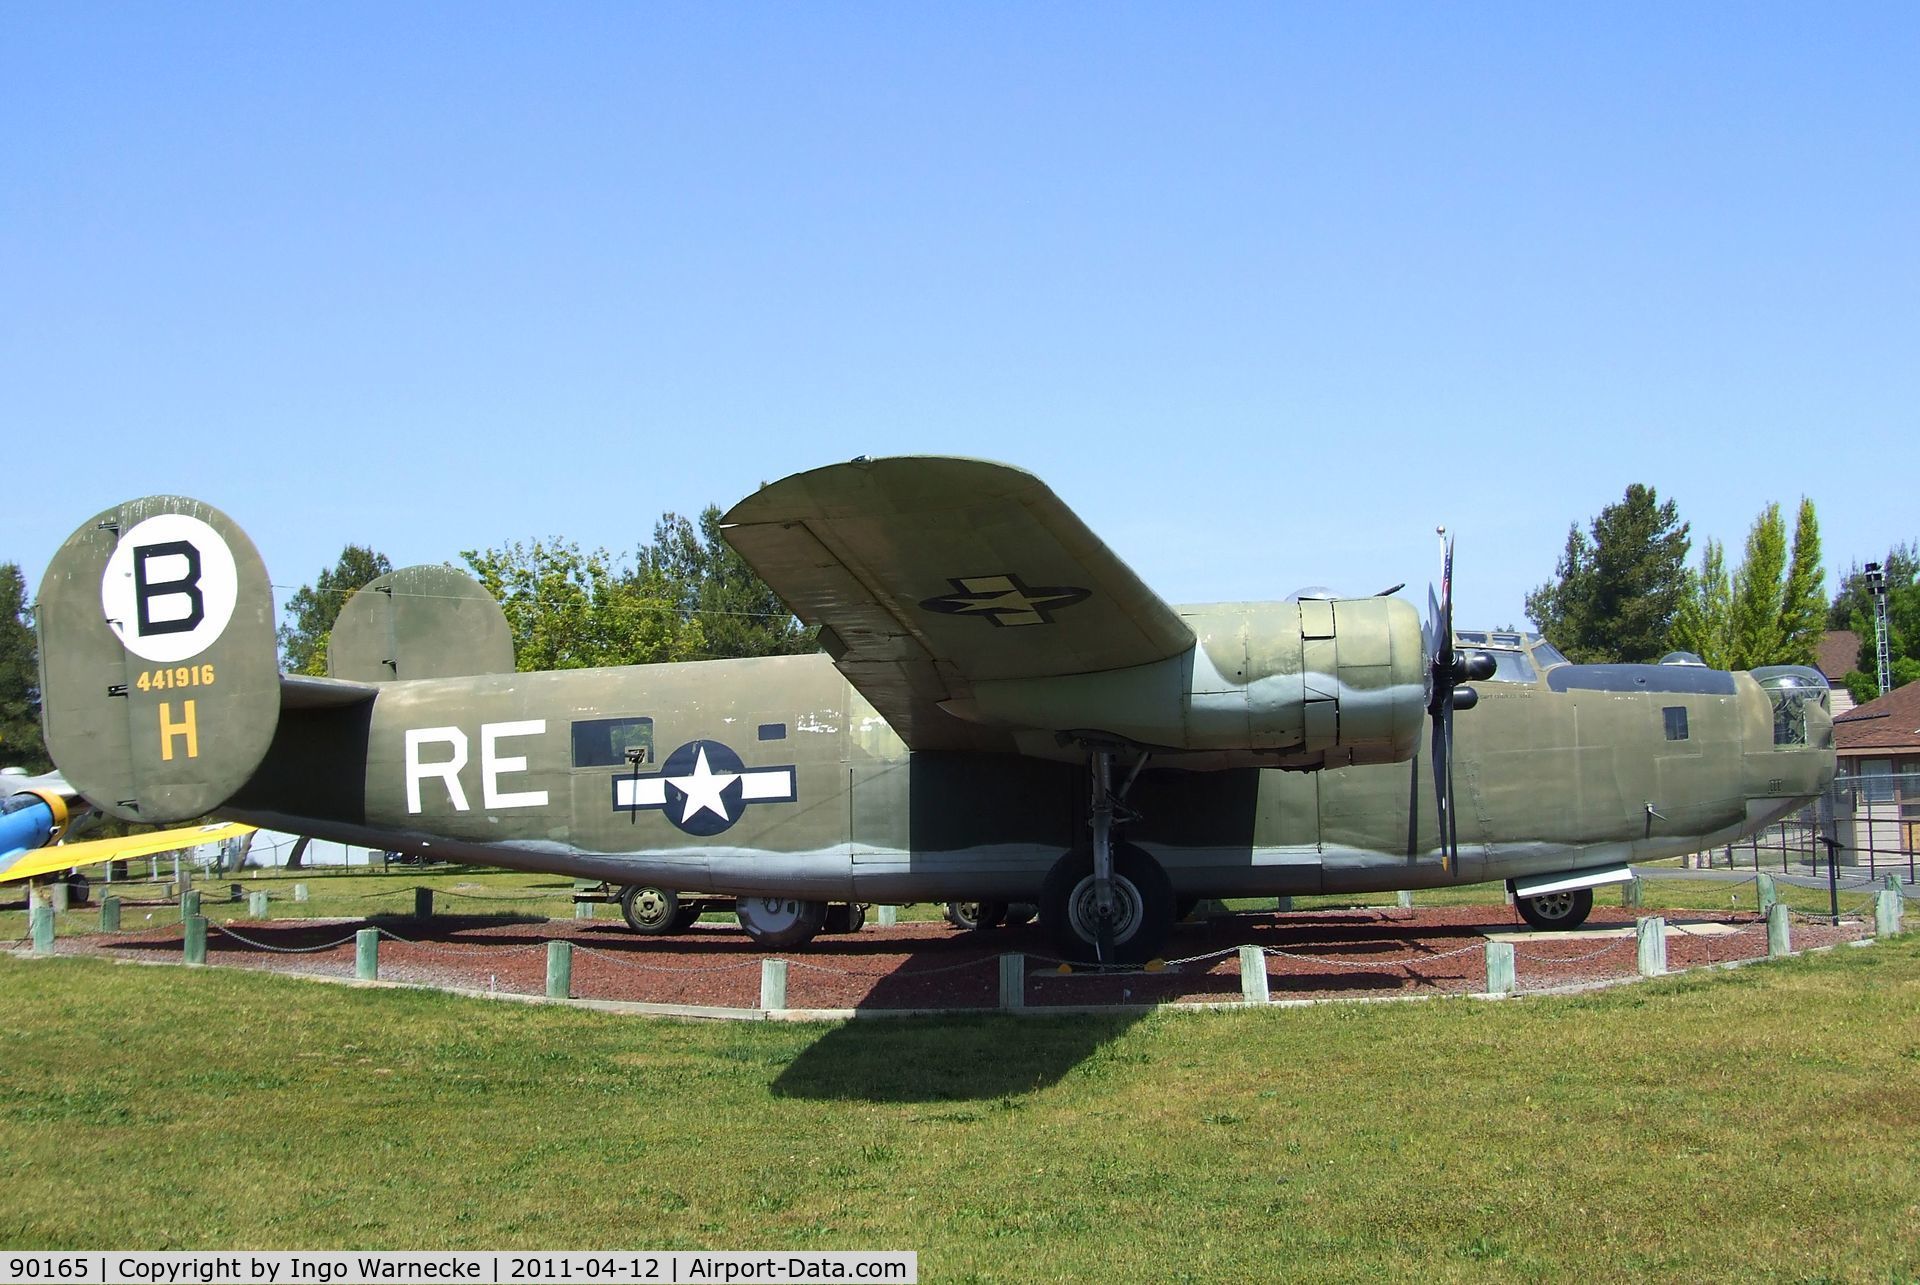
<box><xmin>66</xmin><ymin>872</ymin><xmax>92</xmax><ymax>907</ymax></box>
<box><xmin>944</xmin><ymin>900</ymin><xmax>1007</xmax><ymax>931</ymax></box>
<box><xmin>823</xmin><ymin>903</ymin><xmax>867</xmax><ymax>934</ymax></box>
<box><xmin>1040</xmin><ymin>843</ymin><xmax>1174</xmax><ymax>966</ymax></box>
<box><xmin>670</xmin><ymin>903</ymin><xmax>704</xmax><ymax>931</ymax></box>
<box><xmin>1514</xmin><ymin>887</ymin><xmax>1594</xmax><ymax>931</ymax></box>
<box><xmin>1003</xmin><ymin>902</ymin><xmax>1036</xmax><ymax>928</ymax></box>
<box><xmin>736</xmin><ymin>896</ymin><xmax>827</xmax><ymax>949</ymax></box>
<box><xmin>620</xmin><ymin>885</ymin><xmax>683</xmax><ymax>935</ymax></box>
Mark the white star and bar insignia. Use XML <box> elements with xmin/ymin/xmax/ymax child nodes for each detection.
<box><xmin>613</xmin><ymin>740</ymin><xmax>797</xmax><ymax>836</ymax></box>
<box><xmin>918</xmin><ymin>573</ymin><xmax>1092</xmax><ymax>627</ymax></box>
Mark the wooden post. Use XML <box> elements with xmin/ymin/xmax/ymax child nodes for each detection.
<box><xmin>1636</xmin><ymin>916</ymin><xmax>1667</xmax><ymax>977</ymax></box>
<box><xmin>50</xmin><ymin>881</ymin><xmax>70</xmax><ymax>913</ymax></box>
<box><xmin>1887</xmin><ymin>872</ymin><xmax>1904</xmax><ymax>893</ymax></box>
<box><xmin>100</xmin><ymin>895</ymin><xmax>121</xmax><ymax>933</ymax></box>
<box><xmin>1275</xmin><ymin>895</ymin><xmax>1294</xmax><ymax>912</ymax></box>
<box><xmin>1395</xmin><ymin>890</ymin><xmax>1413</xmax><ymax>909</ymax></box>
<box><xmin>181</xmin><ymin>888</ymin><xmax>201</xmax><ymax>919</ymax></box>
<box><xmin>355</xmin><ymin>928</ymin><xmax>379</xmax><ymax>980</ymax></box>
<box><xmin>1755</xmin><ymin>872</ymin><xmax>1776</xmax><ymax>912</ymax></box>
<box><xmin>876</xmin><ymin>905</ymin><xmax>898</xmax><ymax>926</ymax></box>
<box><xmin>1766</xmin><ymin>902</ymin><xmax>1790</xmax><ymax>957</ymax></box>
<box><xmin>546</xmin><ymin>941</ymin><xmax>573</xmax><ymax>998</ymax></box>
<box><xmin>998</xmin><ymin>953</ymin><xmax>1026</xmax><ymax>1010</ymax></box>
<box><xmin>1484</xmin><ymin>940</ymin><xmax>1516</xmax><ymax>995</ymax></box>
<box><xmin>247</xmin><ymin>891</ymin><xmax>269</xmax><ymax>919</ymax></box>
<box><xmin>414</xmin><ymin>887</ymin><xmax>432</xmax><ymax>918</ymax></box>
<box><xmin>1622</xmin><ymin>877</ymin><xmax>1643</xmax><ymax>909</ymax></box>
<box><xmin>574</xmin><ymin>899</ymin><xmax>594</xmax><ymax>921</ymax></box>
<box><xmin>183</xmin><ymin>915</ymin><xmax>207</xmax><ymax>965</ymax></box>
<box><xmin>1875</xmin><ymin>889</ymin><xmax>1903</xmax><ymax>938</ymax></box>
<box><xmin>759</xmin><ymin>958</ymin><xmax>788</xmax><ymax>1012</ymax></box>
<box><xmin>1238</xmin><ymin>944</ymin><xmax>1269</xmax><ymax>1004</ymax></box>
<box><xmin>293</xmin><ymin>883</ymin><xmax>309</xmax><ymax>904</ymax></box>
<box><xmin>29</xmin><ymin>904</ymin><xmax>54</xmax><ymax>956</ymax></box>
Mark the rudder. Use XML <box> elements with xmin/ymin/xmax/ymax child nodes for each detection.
<box><xmin>37</xmin><ymin>497</ymin><xmax>280</xmax><ymax>823</ymax></box>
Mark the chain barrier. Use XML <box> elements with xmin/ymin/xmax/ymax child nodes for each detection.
<box><xmin>1021</xmin><ymin>952</ymin><xmax>1173</xmax><ymax>977</ymax></box>
<box><xmin>1260</xmin><ymin>940</ymin><xmax>1487</xmax><ymax>969</ymax></box>
<box><xmin>420</xmin><ymin>887</ymin><xmax>577</xmax><ymax>903</ymax></box>
<box><xmin>209</xmin><ymin>923</ymin><xmax>363</xmax><ymax>955</ymax></box>
<box><xmin>783</xmin><ymin>955</ymin><xmax>994</xmax><ymax>980</ymax></box>
<box><xmin>1164</xmin><ymin>945</ymin><xmax>1250</xmax><ymax>968</ymax></box>
<box><xmin>1509</xmin><ymin>936</ymin><xmax>1636</xmax><ymax>965</ymax></box>
<box><xmin>573</xmin><ymin>944</ymin><xmax>765</xmax><ymax>974</ymax></box>
<box><xmin>372</xmin><ymin>926</ymin><xmax>548</xmax><ymax>957</ymax></box>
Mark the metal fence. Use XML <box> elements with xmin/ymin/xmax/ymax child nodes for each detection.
<box><xmin>1711</xmin><ymin>771</ymin><xmax>1919</xmax><ymax>880</ymax></box>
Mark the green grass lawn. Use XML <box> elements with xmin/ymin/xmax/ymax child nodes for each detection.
<box><xmin>2</xmin><ymin>933</ymin><xmax>1916</xmax><ymax>1279</ymax></box>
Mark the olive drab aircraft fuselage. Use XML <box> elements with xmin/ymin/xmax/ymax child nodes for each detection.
<box><xmin>35</xmin><ymin>457</ymin><xmax>1837</xmax><ymax>963</ymax></box>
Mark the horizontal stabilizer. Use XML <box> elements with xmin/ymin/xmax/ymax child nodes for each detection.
<box><xmin>1</xmin><ymin>822</ymin><xmax>255</xmax><ymax>885</ymax></box>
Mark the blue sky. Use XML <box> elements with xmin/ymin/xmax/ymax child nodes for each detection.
<box><xmin>4</xmin><ymin>4</ymin><xmax>1914</xmax><ymax>630</ymax></box>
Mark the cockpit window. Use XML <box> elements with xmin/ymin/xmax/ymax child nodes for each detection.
<box><xmin>1529</xmin><ymin>638</ymin><xmax>1570</xmax><ymax>669</ymax></box>
<box><xmin>1481</xmin><ymin>649</ymin><xmax>1537</xmax><ymax>683</ymax></box>
<box><xmin>1456</xmin><ymin>629</ymin><xmax>1550</xmax><ymax>681</ymax></box>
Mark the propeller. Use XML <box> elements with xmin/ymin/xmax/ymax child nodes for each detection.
<box><xmin>1425</xmin><ymin>532</ymin><xmax>1493</xmax><ymax>874</ymax></box>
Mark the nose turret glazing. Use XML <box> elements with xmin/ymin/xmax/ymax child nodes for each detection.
<box><xmin>1743</xmin><ymin>666</ymin><xmax>1838</xmax><ymax>810</ymax></box>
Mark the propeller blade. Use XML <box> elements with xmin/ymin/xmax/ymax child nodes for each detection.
<box><xmin>1443</xmin><ymin>700</ymin><xmax>1459</xmax><ymax>875</ymax></box>
<box><xmin>1425</xmin><ymin>532</ymin><xmax>1461</xmax><ymax>873</ymax></box>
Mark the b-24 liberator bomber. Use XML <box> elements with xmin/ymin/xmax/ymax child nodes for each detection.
<box><xmin>35</xmin><ymin>457</ymin><xmax>1836</xmax><ymax>963</ymax></box>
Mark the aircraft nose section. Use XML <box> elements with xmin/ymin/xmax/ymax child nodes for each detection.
<box><xmin>1740</xmin><ymin>667</ymin><xmax>1838</xmax><ymax>815</ymax></box>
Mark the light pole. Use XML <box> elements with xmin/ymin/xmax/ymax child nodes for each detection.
<box><xmin>1865</xmin><ymin>561</ymin><xmax>1892</xmax><ymax>697</ymax></box>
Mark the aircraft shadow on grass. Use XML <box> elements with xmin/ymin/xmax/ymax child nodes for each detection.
<box><xmin>769</xmin><ymin>1007</ymin><xmax>1147</xmax><ymax>1103</ymax></box>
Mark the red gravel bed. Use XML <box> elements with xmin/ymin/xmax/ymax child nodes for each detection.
<box><xmin>41</xmin><ymin>905</ymin><xmax>1874</xmax><ymax>1013</ymax></box>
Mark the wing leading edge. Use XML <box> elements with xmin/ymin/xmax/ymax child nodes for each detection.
<box><xmin>721</xmin><ymin>456</ymin><xmax>1194</xmax><ymax>752</ymax></box>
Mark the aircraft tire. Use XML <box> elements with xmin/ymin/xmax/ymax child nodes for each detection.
<box><xmin>671</xmin><ymin>904</ymin><xmax>705</xmax><ymax>931</ymax></box>
<box><xmin>736</xmin><ymin>896</ymin><xmax>828</xmax><ymax>949</ymax></box>
<box><xmin>1175</xmin><ymin>897</ymin><xmax>1200</xmax><ymax>922</ymax></box>
<box><xmin>66</xmin><ymin>872</ymin><xmax>92</xmax><ymax>907</ymax></box>
<box><xmin>1003</xmin><ymin>902</ymin><xmax>1036</xmax><ymax>928</ymax></box>
<box><xmin>1515</xmin><ymin>887</ymin><xmax>1594</xmax><ymax>931</ymax></box>
<box><xmin>944</xmin><ymin>900</ymin><xmax>1007</xmax><ymax>931</ymax></box>
<box><xmin>1040</xmin><ymin>843</ymin><xmax>1174</xmax><ymax>966</ymax></box>
<box><xmin>619</xmin><ymin>885</ymin><xmax>684</xmax><ymax>935</ymax></box>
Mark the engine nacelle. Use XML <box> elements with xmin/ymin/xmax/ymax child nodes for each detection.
<box><xmin>961</xmin><ymin>597</ymin><xmax>1428</xmax><ymax>770</ymax></box>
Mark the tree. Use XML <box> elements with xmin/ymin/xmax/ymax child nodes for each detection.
<box><xmin>0</xmin><ymin>563</ymin><xmax>49</xmax><ymax>772</ymax></box>
<box><xmin>462</xmin><ymin>540</ymin><xmax>705</xmax><ymax>671</ymax></box>
<box><xmin>1671</xmin><ymin>539</ymin><xmax>1733</xmax><ymax>668</ymax></box>
<box><xmin>1830</xmin><ymin>544</ymin><xmax>1920</xmax><ymax>703</ymax></box>
<box><xmin>279</xmin><ymin>545</ymin><xmax>392</xmax><ymax>675</ymax></box>
<box><xmin>638</xmin><ymin>507</ymin><xmax>817</xmax><ymax>660</ymax></box>
<box><xmin>1525</xmin><ymin>485</ymin><xmax>1691</xmax><ymax>663</ymax></box>
<box><xmin>1675</xmin><ymin>499</ymin><xmax>1824</xmax><ymax>669</ymax></box>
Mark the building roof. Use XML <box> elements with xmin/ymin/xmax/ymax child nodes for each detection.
<box><xmin>1816</xmin><ymin>630</ymin><xmax>1860</xmax><ymax>681</ymax></box>
<box><xmin>1834</xmin><ymin>680</ymin><xmax>1920</xmax><ymax>755</ymax></box>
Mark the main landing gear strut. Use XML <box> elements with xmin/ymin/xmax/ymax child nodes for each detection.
<box><xmin>1039</xmin><ymin>748</ymin><xmax>1174</xmax><ymax>966</ymax></box>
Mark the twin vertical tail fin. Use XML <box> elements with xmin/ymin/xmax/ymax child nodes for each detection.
<box><xmin>37</xmin><ymin>498</ymin><xmax>282</xmax><ymax>824</ymax></box>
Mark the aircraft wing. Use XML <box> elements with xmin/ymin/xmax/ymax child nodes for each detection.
<box><xmin>721</xmin><ymin>457</ymin><xmax>1195</xmax><ymax>751</ymax></box>
<box><xmin>1</xmin><ymin>822</ymin><xmax>256</xmax><ymax>884</ymax></box>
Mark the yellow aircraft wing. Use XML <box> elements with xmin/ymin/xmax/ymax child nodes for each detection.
<box><xmin>1</xmin><ymin>822</ymin><xmax>256</xmax><ymax>884</ymax></box>
<box><xmin>722</xmin><ymin>456</ymin><xmax>1195</xmax><ymax>751</ymax></box>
